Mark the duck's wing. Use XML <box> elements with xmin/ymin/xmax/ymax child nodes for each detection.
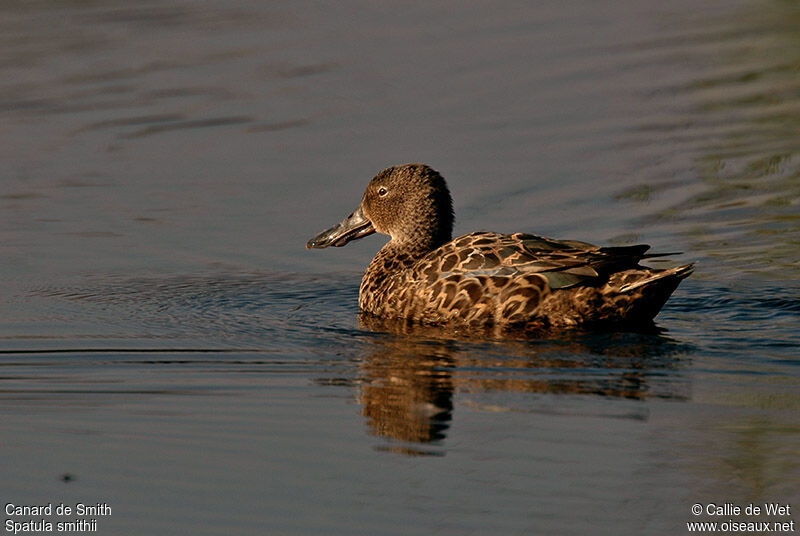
<box><xmin>430</xmin><ymin>231</ymin><xmax>653</xmax><ymax>289</ymax></box>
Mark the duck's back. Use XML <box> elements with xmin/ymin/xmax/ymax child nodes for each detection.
<box><xmin>358</xmin><ymin>231</ymin><xmax>693</xmax><ymax>330</ymax></box>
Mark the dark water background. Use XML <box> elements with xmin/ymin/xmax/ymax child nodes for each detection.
<box><xmin>1</xmin><ymin>1</ymin><xmax>799</xmax><ymax>534</ymax></box>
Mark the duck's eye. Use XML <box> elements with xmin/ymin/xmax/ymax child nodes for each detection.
<box><xmin>378</xmin><ymin>187</ymin><xmax>388</xmax><ymax>197</ymax></box>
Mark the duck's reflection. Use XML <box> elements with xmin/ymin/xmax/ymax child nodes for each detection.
<box><xmin>358</xmin><ymin>342</ymin><xmax>454</xmax><ymax>445</ymax></box>
<box><xmin>356</xmin><ymin>314</ymin><xmax>688</xmax><ymax>451</ymax></box>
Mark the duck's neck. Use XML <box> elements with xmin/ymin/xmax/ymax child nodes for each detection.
<box><xmin>358</xmin><ymin>237</ymin><xmax>445</xmax><ymax>314</ymax></box>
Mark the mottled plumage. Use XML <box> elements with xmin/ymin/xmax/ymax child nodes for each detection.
<box><xmin>307</xmin><ymin>163</ymin><xmax>693</xmax><ymax>332</ymax></box>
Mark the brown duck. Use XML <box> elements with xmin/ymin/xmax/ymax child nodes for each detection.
<box><xmin>307</xmin><ymin>164</ymin><xmax>693</xmax><ymax>331</ymax></box>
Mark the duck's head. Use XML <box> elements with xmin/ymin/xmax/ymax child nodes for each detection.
<box><xmin>307</xmin><ymin>163</ymin><xmax>454</xmax><ymax>252</ymax></box>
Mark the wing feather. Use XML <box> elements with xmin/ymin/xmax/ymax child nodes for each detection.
<box><xmin>432</xmin><ymin>232</ymin><xmax>652</xmax><ymax>290</ymax></box>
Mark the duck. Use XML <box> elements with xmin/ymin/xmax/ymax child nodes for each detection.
<box><xmin>307</xmin><ymin>163</ymin><xmax>693</xmax><ymax>331</ymax></box>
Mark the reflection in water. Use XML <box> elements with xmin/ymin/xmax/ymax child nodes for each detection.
<box><xmin>357</xmin><ymin>314</ymin><xmax>689</xmax><ymax>452</ymax></box>
<box><xmin>358</xmin><ymin>340</ymin><xmax>455</xmax><ymax>450</ymax></box>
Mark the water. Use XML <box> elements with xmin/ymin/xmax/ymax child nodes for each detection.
<box><xmin>1</xmin><ymin>1</ymin><xmax>799</xmax><ymax>534</ymax></box>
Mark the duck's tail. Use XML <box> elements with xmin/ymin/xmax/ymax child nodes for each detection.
<box><xmin>607</xmin><ymin>263</ymin><xmax>694</xmax><ymax>324</ymax></box>
<box><xmin>618</xmin><ymin>263</ymin><xmax>694</xmax><ymax>294</ymax></box>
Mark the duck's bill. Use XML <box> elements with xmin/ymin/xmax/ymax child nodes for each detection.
<box><xmin>306</xmin><ymin>205</ymin><xmax>375</xmax><ymax>249</ymax></box>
